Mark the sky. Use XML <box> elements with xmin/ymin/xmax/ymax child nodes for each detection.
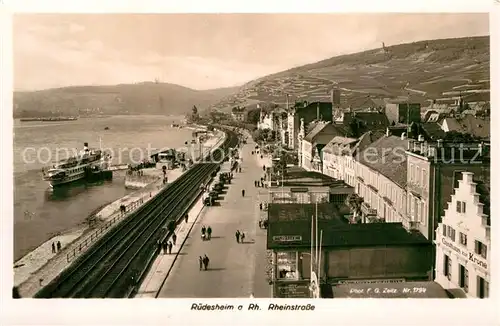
<box><xmin>13</xmin><ymin>13</ymin><xmax>489</xmax><ymax>91</ymax></box>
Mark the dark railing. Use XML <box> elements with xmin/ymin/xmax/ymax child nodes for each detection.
<box><xmin>66</xmin><ymin>195</ymin><xmax>149</xmax><ymax>262</ymax></box>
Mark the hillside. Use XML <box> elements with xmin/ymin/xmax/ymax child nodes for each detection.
<box><xmin>213</xmin><ymin>36</ymin><xmax>490</xmax><ymax>110</ymax></box>
<box><xmin>13</xmin><ymin>82</ymin><xmax>239</xmax><ymax>118</ymax></box>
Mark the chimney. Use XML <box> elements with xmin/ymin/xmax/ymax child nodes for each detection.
<box><xmin>286</xmin><ymin>94</ymin><xmax>289</xmax><ymax>111</ymax></box>
<box><xmin>331</xmin><ymin>89</ymin><xmax>334</xmax><ymax>107</ymax></box>
<box><xmin>401</xmin><ymin>132</ymin><xmax>406</xmax><ymax>140</ymax></box>
<box><xmin>317</xmin><ymin>103</ymin><xmax>320</xmax><ymax>121</ymax></box>
<box><xmin>418</xmin><ymin>134</ymin><xmax>424</xmax><ymax>142</ymax></box>
<box><xmin>386</xmin><ymin>127</ymin><xmax>390</xmax><ymax>137</ymax></box>
<box><xmin>84</xmin><ymin>142</ymin><xmax>89</xmax><ymax>147</ymax></box>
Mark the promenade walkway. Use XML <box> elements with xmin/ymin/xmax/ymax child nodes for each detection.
<box><xmin>139</xmin><ymin>136</ymin><xmax>270</xmax><ymax>298</ymax></box>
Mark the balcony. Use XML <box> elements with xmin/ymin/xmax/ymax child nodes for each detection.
<box><xmin>361</xmin><ymin>202</ymin><xmax>377</xmax><ymax>216</ymax></box>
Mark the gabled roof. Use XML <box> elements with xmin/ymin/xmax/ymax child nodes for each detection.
<box><xmin>353</xmin><ymin>130</ymin><xmax>385</xmax><ymax>155</ymax></box>
<box><xmin>420</xmin><ymin>122</ymin><xmax>447</xmax><ymax>140</ymax></box>
<box><xmin>322</xmin><ymin>136</ymin><xmax>358</xmax><ymax>155</ymax></box>
<box><xmin>358</xmin><ymin>135</ymin><xmax>408</xmax><ymax>189</ymax></box>
<box><xmin>303</xmin><ymin>122</ymin><xmax>344</xmax><ymax>144</ymax></box>
<box><xmin>443</xmin><ymin>116</ymin><xmax>490</xmax><ymax>139</ymax></box>
<box><xmin>353</xmin><ymin>112</ymin><xmax>389</xmax><ymax>127</ymax></box>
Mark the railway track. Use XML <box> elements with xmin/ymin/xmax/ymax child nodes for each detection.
<box><xmin>35</xmin><ymin>128</ymin><xmax>238</xmax><ymax>298</ymax></box>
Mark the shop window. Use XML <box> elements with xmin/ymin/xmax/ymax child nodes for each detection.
<box><xmin>276</xmin><ymin>252</ymin><xmax>298</xmax><ymax>280</ymax></box>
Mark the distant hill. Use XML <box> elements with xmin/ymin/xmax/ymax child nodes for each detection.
<box><xmin>213</xmin><ymin>36</ymin><xmax>490</xmax><ymax>110</ymax></box>
<box><xmin>13</xmin><ymin>82</ymin><xmax>240</xmax><ymax>118</ymax></box>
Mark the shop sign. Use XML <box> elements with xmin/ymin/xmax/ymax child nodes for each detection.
<box><xmin>441</xmin><ymin>237</ymin><xmax>488</xmax><ymax>270</ymax></box>
<box><xmin>273</xmin><ymin>235</ymin><xmax>302</xmax><ymax>242</ymax></box>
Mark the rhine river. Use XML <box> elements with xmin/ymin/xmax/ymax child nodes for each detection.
<box><xmin>13</xmin><ymin>115</ymin><xmax>195</xmax><ymax>261</ymax></box>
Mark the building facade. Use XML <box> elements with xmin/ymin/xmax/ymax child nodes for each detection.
<box><xmin>385</xmin><ymin>102</ymin><xmax>422</xmax><ymax>125</ymax></box>
<box><xmin>434</xmin><ymin>172</ymin><xmax>490</xmax><ymax>298</ymax></box>
<box><xmin>405</xmin><ymin>139</ymin><xmax>490</xmax><ymax>241</ymax></box>
<box><xmin>257</xmin><ymin>110</ymin><xmax>275</xmax><ymax>130</ymax></box>
<box><xmin>355</xmin><ymin>135</ymin><xmax>409</xmax><ymax>225</ymax></box>
<box><xmin>231</xmin><ymin>107</ymin><xmax>246</xmax><ymax>121</ymax></box>
<box><xmin>300</xmin><ymin>122</ymin><xmax>344</xmax><ymax>172</ymax></box>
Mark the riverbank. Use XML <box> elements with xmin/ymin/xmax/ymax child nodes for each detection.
<box><xmin>13</xmin><ymin>128</ymin><xmax>226</xmax><ymax>297</ymax></box>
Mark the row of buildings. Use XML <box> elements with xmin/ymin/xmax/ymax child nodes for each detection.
<box><xmin>254</xmin><ymin>92</ymin><xmax>490</xmax><ymax>298</ymax></box>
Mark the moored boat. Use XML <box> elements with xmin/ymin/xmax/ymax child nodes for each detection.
<box><xmin>42</xmin><ymin>142</ymin><xmax>111</xmax><ymax>188</ymax></box>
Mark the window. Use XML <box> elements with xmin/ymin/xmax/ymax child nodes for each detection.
<box><xmin>422</xmin><ymin>169</ymin><xmax>427</xmax><ymax>188</ymax></box>
<box><xmin>444</xmin><ymin>254</ymin><xmax>451</xmax><ymax>280</ymax></box>
<box><xmin>474</xmin><ymin>241</ymin><xmax>488</xmax><ymax>259</ymax></box>
<box><xmin>459</xmin><ymin>265</ymin><xmax>469</xmax><ymax>293</ymax></box>
<box><xmin>442</xmin><ymin>224</ymin><xmax>447</xmax><ymax>236</ymax></box>
<box><xmin>456</xmin><ymin>200</ymin><xmax>466</xmax><ymax>213</ymax></box>
<box><xmin>450</xmin><ymin>227</ymin><xmax>456</xmax><ymax>241</ymax></box>
<box><xmin>477</xmin><ymin>277</ymin><xmax>489</xmax><ymax>298</ymax></box>
<box><xmin>410</xmin><ymin>164</ymin><xmax>414</xmax><ymax>181</ymax></box>
<box><xmin>416</xmin><ymin>166</ymin><xmax>420</xmax><ymax>185</ymax></box>
<box><xmin>459</xmin><ymin>232</ymin><xmax>468</xmax><ymax>246</ymax></box>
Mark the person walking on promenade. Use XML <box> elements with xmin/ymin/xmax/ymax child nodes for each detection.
<box><xmin>202</xmin><ymin>225</ymin><xmax>206</xmax><ymax>235</ymax></box>
<box><xmin>242</xmin><ymin>189</ymin><xmax>245</xmax><ymax>197</ymax></box>
<box><xmin>184</xmin><ymin>214</ymin><xmax>188</xmax><ymax>223</ymax></box>
<box><xmin>51</xmin><ymin>242</ymin><xmax>56</xmax><ymax>254</ymax></box>
<box><xmin>157</xmin><ymin>240</ymin><xmax>162</xmax><ymax>254</ymax></box>
<box><xmin>162</xmin><ymin>240</ymin><xmax>168</xmax><ymax>254</ymax></box>
<box><xmin>241</xmin><ymin>232</ymin><xmax>246</xmax><ymax>243</ymax></box>
<box><xmin>172</xmin><ymin>233</ymin><xmax>177</xmax><ymax>246</ymax></box>
<box><xmin>168</xmin><ymin>241</ymin><xmax>173</xmax><ymax>254</ymax></box>
<box><xmin>56</xmin><ymin>241</ymin><xmax>62</xmax><ymax>252</ymax></box>
<box><xmin>235</xmin><ymin>230</ymin><xmax>241</xmax><ymax>243</ymax></box>
<box><xmin>259</xmin><ymin>203</ymin><xmax>262</xmax><ymax>210</ymax></box>
<box><xmin>207</xmin><ymin>226</ymin><xmax>212</xmax><ymax>240</ymax></box>
<box><xmin>199</xmin><ymin>256</ymin><xmax>203</xmax><ymax>271</ymax></box>
<box><xmin>203</xmin><ymin>255</ymin><xmax>210</xmax><ymax>270</ymax></box>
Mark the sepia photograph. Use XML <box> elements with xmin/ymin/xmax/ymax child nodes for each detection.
<box><xmin>8</xmin><ymin>10</ymin><xmax>492</xmax><ymax>305</ymax></box>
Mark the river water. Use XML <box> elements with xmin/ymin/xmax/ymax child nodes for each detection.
<box><xmin>13</xmin><ymin>115</ymin><xmax>195</xmax><ymax>261</ymax></box>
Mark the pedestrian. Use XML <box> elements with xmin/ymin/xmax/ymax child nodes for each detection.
<box><xmin>259</xmin><ymin>220</ymin><xmax>262</xmax><ymax>228</ymax></box>
<box><xmin>203</xmin><ymin>255</ymin><xmax>210</xmax><ymax>270</ymax></box>
<box><xmin>263</xmin><ymin>165</ymin><xmax>266</xmax><ymax>171</ymax></box>
<box><xmin>242</xmin><ymin>189</ymin><xmax>245</xmax><ymax>197</ymax></box>
<box><xmin>199</xmin><ymin>256</ymin><xmax>203</xmax><ymax>271</ymax></box>
<box><xmin>202</xmin><ymin>225</ymin><xmax>206</xmax><ymax>235</ymax></box>
<box><xmin>241</xmin><ymin>232</ymin><xmax>246</xmax><ymax>243</ymax></box>
<box><xmin>235</xmin><ymin>230</ymin><xmax>240</xmax><ymax>243</ymax></box>
<box><xmin>185</xmin><ymin>214</ymin><xmax>188</xmax><ymax>223</ymax></box>
<box><xmin>172</xmin><ymin>233</ymin><xmax>177</xmax><ymax>246</ymax></box>
<box><xmin>157</xmin><ymin>240</ymin><xmax>162</xmax><ymax>254</ymax></box>
<box><xmin>207</xmin><ymin>226</ymin><xmax>212</xmax><ymax>240</ymax></box>
<box><xmin>51</xmin><ymin>242</ymin><xmax>56</xmax><ymax>254</ymax></box>
<box><xmin>259</xmin><ymin>203</ymin><xmax>262</xmax><ymax>210</ymax></box>
<box><xmin>161</xmin><ymin>240</ymin><xmax>168</xmax><ymax>255</ymax></box>
<box><xmin>168</xmin><ymin>241</ymin><xmax>173</xmax><ymax>254</ymax></box>
<box><xmin>56</xmin><ymin>241</ymin><xmax>61</xmax><ymax>252</ymax></box>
